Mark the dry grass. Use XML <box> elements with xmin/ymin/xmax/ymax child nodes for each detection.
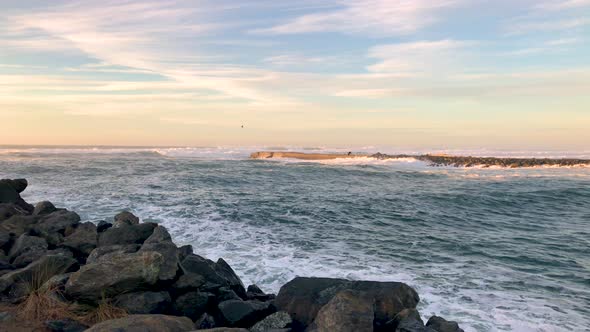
<box><xmin>79</xmin><ymin>296</ymin><xmax>128</xmax><ymax>326</ymax></box>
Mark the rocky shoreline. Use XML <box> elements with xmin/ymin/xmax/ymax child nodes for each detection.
<box><xmin>250</xmin><ymin>151</ymin><xmax>590</xmax><ymax>168</ymax></box>
<box><xmin>1</xmin><ymin>178</ymin><xmax>464</xmax><ymax>332</ymax></box>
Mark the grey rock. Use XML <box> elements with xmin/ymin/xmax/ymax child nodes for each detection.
<box><xmin>312</xmin><ymin>289</ymin><xmax>373</xmax><ymax>332</ymax></box>
<box><xmin>86</xmin><ymin>244</ymin><xmax>140</xmax><ymax>264</ymax></box>
<box><xmin>32</xmin><ymin>210</ymin><xmax>81</xmax><ymax>246</ymax></box>
<box><xmin>40</xmin><ymin>273</ymin><xmax>71</xmax><ymax>293</ymax></box>
<box><xmin>195</xmin><ymin>313</ymin><xmax>216</xmax><ymax>329</ymax></box>
<box><xmin>247</xmin><ymin>284</ymin><xmax>275</xmax><ymax>301</ymax></box>
<box><xmin>250</xmin><ymin>311</ymin><xmax>292</xmax><ymax>332</ymax></box>
<box><xmin>172</xmin><ymin>291</ymin><xmax>214</xmax><ymax>320</ymax></box>
<box><xmin>64</xmin><ymin>251</ymin><xmax>164</xmax><ymax>304</ymax></box>
<box><xmin>218</xmin><ymin>286</ymin><xmax>242</xmax><ymax>301</ymax></box>
<box><xmin>98</xmin><ymin>223</ymin><xmax>157</xmax><ymax>247</ymax></box>
<box><xmin>0</xmin><ymin>179</ymin><xmax>33</xmax><ymax>212</ymax></box>
<box><xmin>114</xmin><ymin>291</ymin><xmax>171</xmax><ymax>314</ymax></box>
<box><xmin>144</xmin><ymin>226</ymin><xmax>172</xmax><ymax>244</ymax></box>
<box><xmin>9</xmin><ymin>234</ymin><xmax>48</xmax><ymax>268</ymax></box>
<box><xmin>33</xmin><ymin>201</ymin><xmax>57</xmax><ymax>216</ymax></box>
<box><xmin>97</xmin><ymin>220</ymin><xmax>112</xmax><ymax>233</ymax></box>
<box><xmin>179</xmin><ymin>254</ymin><xmax>245</xmax><ymax>296</ymax></box>
<box><xmin>0</xmin><ymin>203</ymin><xmax>28</xmax><ymax>222</ymax></box>
<box><xmin>218</xmin><ymin>299</ymin><xmax>275</xmax><ymax>328</ymax></box>
<box><xmin>385</xmin><ymin>308</ymin><xmax>424</xmax><ymax>331</ymax></box>
<box><xmin>138</xmin><ymin>226</ymin><xmax>179</xmax><ymax>281</ymax></box>
<box><xmin>0</xmin><ymin>215</ymin><xmax>38</xmax><ymax>238</ymax></box>
<box><xmin>192</xmin><ymin>329</ymin><xmax>248</xmax><ymax>332</ymax></box>
<box><xmin>45</xmin><ymin>318</ymin><xmax>88</xmax><ymax>332</ymax></box>
<box><xmin>62</xmin><ymin>222</ymin><xmax>97</xmax><ymax>257</ymax></box>
<box><xmin>84</xmin><ymin>314</ymin><xmax>194</xmax><ymax>332</ymax></box>
<box><xmin>0</xmin><ymin>255</ymin><xmax>77</xmax><ymax>293</ymax></box>
<box><xmin>0</xmin><ymin>179</ymin><xmax>27</xmax><ymax>193</ymax></box>
<box><xmin>113</xmin><ymin>211</ymin><xmax>140</xmax><ymax>228</ymax></box>
<box><xmin>426</xmin><ymin>316</ymin><xmax>464</xmax><ymax>332</ymax></box>
<box><xmin>177</xmin><ymin>245</ymin><xmax>193</xmax><ymax>261</ymax></box>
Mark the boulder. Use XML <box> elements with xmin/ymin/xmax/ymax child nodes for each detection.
<box><xmin>177</xmin><ymin>245</ymin><xmax>193</xmax><ymax>261</ymax></box>
<box><xmin>0</xmin><ymin>232</ymin><xmax>10</xmax><ymax>251</ymax></box>
<box><xmin>8</xmin><ymin>234</ymin><xmax>48</xmax><ymax>268</ymax></box>
<box><xmin>0</xmin><ymin>255</ymin><xmax>78</xmax><ymax>293</ymax></box>
<box><xmin>274</xmin><ymin>277</ymin><xmax>419</xmax><ymax>330</ymax></box>
<box><xmin>40</xmin><ymin>273</ymin><xmax>71</xmax><ymax>293</ymax></box>
<box><xmin>179</xmin><ymin>254</ymin><xmax>245</xmax><ymax>296</ymax></box>
<box><xmin>97</xmin><ymin>220</ymin><xmax>113</xmax><ymax>233</ymax></box>
<box><xmin>62</xmin><ymin>222</ymin><xmax>97</xmax><ymax>258</ymax></box>
<box><xmin>65</xmin><ymin>251</ymin><xmax>164</xmax><ymax>303</ymax></box>
<box><xmin>45</xmin><ymin>318</ymin><xmax>88</xmax><ymax>332</ymax></box>
<box><xmin>171</xmin><ymin>272</ymin><xmax>206</xmax><ymax>294</ymax></box>
<box><xmin>217</xmin><ymin>286</ymin><xmax>242</xmax><ymax>301</ymax></box>
<box><xmin>426</xmin><ymin>316</ymin><xmax>464</xmax><ymax>332</ymax></box>
<box><xmin>194</xmin><ymin>329</ymin><xmax>249</xmax><ymax>332</ymax></box>
<box><xmin>114</xmin><ymin>291</ymin><xmax>171</xmax><ymax>314</ymax></box>
<box><xmin>247</xmin><ymin>284</ymin><xmax>275</xmax><ymax>301</ymax></box>
<box><xmin>32</xmin><ymin>210</ymin><xmax>81</xmax><ymax>246</ymax></box>
<box><xmin>84</xmin><ymin>314</ymin><xmax>194</xmax><ymax>332</ymax></box>
<box><xmin>113</xmin><ymin>211</ymin><xmax>140</xmax><ymax>228</ymax></box>
<box><xmin>33</xmin><ymin>201</ymin><xmax>57</xmax><ymax>216</ymax></box>
<box><xmin>312</xmin><ymin>289</ymin><xmax>373</xmax><ymax>332</ymax></box>
<box><xmin>86</xmin><ymin>244</ymin><xmax>140</xmax><ymax>264</ymax></box>
<box><xmin>138</xmin><ymin>226</ymin><xmax>179</xmax><ymax>281</ymax></box>
<box><xmin>0</xmin><ymin>179</ymin><xmax>28</xmax><ymax>193</ymax></box>
<box><xmin>0</xmin><ymin>215</ymin><xmax>38</xmax><ymax>238</ymax></box>
<box><xmin>250</xmin><ymin>311</ymin><xmax>292</xmax><ymax>332</ymax></box>
<box><xmin>172</xmin><ymin>291</ymin><xmax>214</xmax><ymax>320</ymax></box>
<box><xmin>217</xmin><ymin>299</ymin><xmax>275</xmax><ymax>328</ymax></box>
<box><xmin>384</xmin><ymin>309</ymin><xmax>424</xmax><ymax>332</ymax></box>
<box><xmin>195</xmin><ymin>313</ymin><xmax>216</xmax><ymax>329</ymax></box>
<box><xmin>98</xmin><ymin>223</ymin><xmax>157</xmax><ymax>247</ymax></box>
<box><xmin>0</xmin><ymin>203</ymin><xmax>27</xmax><ymax>222</ymax></box>
<box><xmin>0</xmin><ymin>179</ymin><xmax>33</xmax><ymax>212</ymax></box>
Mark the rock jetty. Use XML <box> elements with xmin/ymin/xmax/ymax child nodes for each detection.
<box><xmin>0</xmin><ymin>178</ymin><xmax>464</xmax><ymax>332</ymax></box>
<box><xmin>250</xmin><ymin>151</ymin><xmax>590</xmax><ymax>168</ymax></box>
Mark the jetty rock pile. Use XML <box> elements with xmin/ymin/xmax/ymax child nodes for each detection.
<box><xmin>0</xmin><ymin>178</ymin><xmax>464</xmax><ymax>332</ymax></box>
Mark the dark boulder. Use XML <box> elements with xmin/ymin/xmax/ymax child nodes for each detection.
<box><xmin>114</xmin><ymin>291</ymin><xmax>171</xmax><ymax>314</ymax></box>
<box><xmin>138</xmin><ymin>226</ymin><xmax>180</xmax><ymax>282</ymax></box>
<box><xmin>45</xmin><ymin>318</ymin><xmax>88</xmax><ymax>332</ymax></box>
<box><xmin>0</xmin><ymin>179</ymin><xmax>33</xmax><ymax>212</ymax></box>
<box><xmin>246</xmin><ymin>284</ymin><xmax>275</xmax><ymax>301</ymax></box>
<box><xmin>171</xmin><ymin>272</ymin><xmax>206</xmax><ymax>294</ymax></box>
<box><xmin>62</xmin><ymin>222</ymin><xmax>98</xmax><ymax>258</ymax></box>
<box><xmin>8</xmin><ymin>234</ymin><xmax>48</xmax><ymax>268</ymax></box>
<box><xmin>113</xmin><ymin>211</ymin><xmax>140</xmax><ymax>228</ymax></box>
<box><xmin>32</xmin><ymin>210</ymin><xmax>81</xmax><ymax>246</ymax></box>
<box><xmin>0</xmin><ymin>255</ymin><xmax>78</xmax><ymax>293</ymax></box>
<box><xmin>426</xmin><ymin>316</ymin><xmax>464</xmax><ymax>332</ymax></box>
<box><xmin>218</xmin><ymin>286</ymin><xmax>242</xmax><ymax>301</ymax></box>
<box><xmin>84</xmin><ymin>314</ymin><xmax>194</xmax><ymax>332</ymax></box>
<box><xmin>250</xmin><ymin>311</ymin><xmax>292</xmax><ymax>332</ymax></box>
<box><xmin>97</xmin><ymin>220</ymin><xmax>113</xmax><ymax>233</ymax></box>
<box><xmin>172</xmin><ymin>291</ymin><xmax>214</xmax><ymax>320</ymax></box>
<box><xmin>311</xmin><ymin>289</ymin><xmax>373</xmax><ymax>332</ymax></box>
<box><xmin>33</xmin><ymin>201</ymin><xmax>57</xmax><ymax>216</ymax></box>
<box><xmin>98</xmin><ymin>223</ymin><xmax>157</xmax><ymax>247</ymax></box>
<box><xmin>86</xmin><ymin>244</ymin><xmax>140</xmax><ymax>264</ymax></box>
<box><xmin>0</xmin><ymin>179</ymin><xmax>28</xmax><ymax>193</ymax></box>
<box><xmin>179</xmin><ymin>254</ymin><xmax>245</xmax><ymax>296</ymax></box>
<box><xmin>0</xmin><ymin>203</ymin><xmax>28</xmax><ymax>222</ymax></box>
<box><xmin>0</xmin><ymin>215</ymin><xmax>38</xmax><ymax>238</ymax></box>
<box><xmin>274</xmin><ymin>277</ymin><xmax>419</xmax><ymax>330</ymax></box>
<box><xmin>217</xmin><ymin>299</ymin><xmax>275</xmax><ymax>328</ymax></box>
<box><xmin>177</xmin><ymin>245</ymin><xmax>193</xmax><ymax>261</ymax></box>
<box><xmin>195</xmin><ymin>313</ymin><xmax>216</xmax><ymax>329</ymax></box>
<box><xmin>64</xmin><ymin>251</ymin><xmax>164</xmax><ymax>304</ymax></box>
<box><xmin>385</xmin><ymin>309</ymin><xmax>425</xmax><ymax>332</ymax></box>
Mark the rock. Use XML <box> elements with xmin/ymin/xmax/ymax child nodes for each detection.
<box><xmin>86</xmin><ymin>244</ymin><xmax>140</xmax><ymax>263</ymax></box>
<box><xmin>33</xmin><ymin>201</ymin><xmax>57</xmax><ymax>216</ymax></box>
<box><xmin>113</xmin><ymin>211</ymin><xmax>140</xmax><ymax>228</ymax></box>
<box><xmin>172</xmin><ymin>291</ymin><xmax>214</xmax><ymax>320</ymax></box>
<box><xmin>195</xmin><ymin>313</ymin><xmax>216</xmax><ymax>329</ymax></box>
<box><xmin>218</xmin><ymin>299</ymin><xmax>275</xmax><ymax>328</ymax></box>
<box><xmin>0</xmin><ymin>215</ymin><xmax>38</xmax><ymax>238</ymax></box>
<box><xmin>62</xmin><ymin>222</ymin><xmax>97</xmax><ymax>258</ymax></box>
<box><xmin>384</xmin><ymin>309</ymin><xmax>425</xmax><ymax>332</ymax></box>
<box><xmin>178</xmin><ymin>254</ymin><xmax>245</xmax><ymax>296</ymax></box>
<box><xmin>97</xmin><ymin>220</ymin><xmax>113</xmax><ymax>233</ymax></box>
<box><xmin>216</xmin><ymin>258</ymin><xmax>246</xmax><ymax>297</ymax></box>
<box><xmin>98</xmin><ymin>223</ymin><xmax>157</xmax><ymax>247</ymax></box>
<box><xmin>0</xmin><ymin>179</ymin><xmax>28</xmax><ymax>193</ymax></box>
<box><xmin>312</xmin><ymin>289</ymin><xmax>373</xmax><ymax>332</ymax></box>
<box><xmin>250</xmin><ymin>311</ymin><xmax>292</xmax><ymax>332</ymax></box>
<box><xmin>8</xmin><ymin>234</ymin><xmax>48</xmax><ymax>268</ymax></box>
<box><xmin>247</xmin><ymin>284</ymin><xmax>275</xmax><ymax>301</ymax></box>
<box><xmin>194</xmin><ymin>329</ymin><xmax>249</xmax><ymax>332</ymax></box>
<box><xmin>218</xmin><ymin>286</ymin><xmax>242</xmax><ymax>301</ymax></box>
<box><xmin>32</xmin><ymin>210</ymin><xmax>81</xmax><ymax>246</ymax></box>
<box><xmin>0</xmin><ymin>310</ymin><xmax>14</xmax><ymax>321</ymax></box>
<box><xmin>274</xmin><ymin>277</ymin><xmax>419</xmax><ymax>330</ymax></box>
<box><xmin>171</xmin><ymin>272</ymin><xmax>206</xmax><ymax>294</ymax></box>
<box><xmin>177</xmin><ymin>245</ymin><xmax>193</xmax><ymax>261</ymax></box>
<box><xmin>84</xmin><ymin>314</ymin><xmax>194</xmax><ymax>332</ymax></box>
<box><xmin>0</xmin><ymin>179</ymin><xmax>33</xmax><ymax>212</ymax></box>
<box><xmin>64</xmin><ymin>251</ymin><xmax>164</xmax><ymax>303</ymax></box>
<box><xmin>426</xmin><ymin>316</ymin><xmax>464</xmax><ymax>332</ymax></box>
<box><xmin>0</xmin><ymin>232</ymin><xmax>10</xmax><ymax>251</ymax></box>
<box><xmin>0</xmin><ymin>203</ymin><xmax>27</xmax><ymax>222</ymax></box>
<box><xmin>114</xmin><ymin>291</ymin><xmax>171</xmax><ymax>314</ymax></box>
<box><xmin>138</xmin><ymin>226</ymin><xmax>179</xmax><ymax>281</ymax></box>
<box><xmin>0</xmin><ymin>255</ymin><xmax>78</xmax><ymax>293</ymax></box>
<box><xmin>45</xmin><ymin>318</ymin><xmax>89</xmax><ymax>332</ymax></box>
<box><xmin>40</xmin><ymin>273</ymin><xmax>71</xmax><ymax>293</ymax></box>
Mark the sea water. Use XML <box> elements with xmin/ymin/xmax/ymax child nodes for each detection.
<box><xmin>0</xmin><ymin>146</ymin><xmax>588</xmax><ymax>332</ymax></box>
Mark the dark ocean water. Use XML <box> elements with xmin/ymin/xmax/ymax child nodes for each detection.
<box><xmin>1</xmin><ymin>146</ymin><xmax>589</xmax><ymax>332</ymax></box>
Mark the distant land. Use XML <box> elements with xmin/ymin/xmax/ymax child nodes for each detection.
<box><xmin>250</xmin><ymin>151</ymin><xmax>590</xmax><ymax>168</ymax></box>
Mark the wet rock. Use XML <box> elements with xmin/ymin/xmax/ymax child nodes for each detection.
<box><xmin>216</xmin><ymin>258</ymin><xmax>246</xmax><ymax>297</ymax></box>
<box><xmin>8</xmin><ymin>234</ymin><xmax>48</xmax><ymax>268</ymax></box>
<box><xmin>84</xmin><ymin>314</ymin><xmax>194</xmax><ymax>332</ymax></box>
<box><xmin>425</xmin><ymin>316</ymin><xmax>464</xmax><ymax>332</ymax></box>
<box><xmin>0</xmin><ymin>255</ymin><xmax>78</xmax><ymax>293</ymax></box>
<box><xmin>179</xmin><ymin>254</ymin><xmax>245</xmax><ymax>296</ymax></box>
<box><xmin>384</xmin><ymin>309</ymin><xmax>426</xmax><ymax>332</ymax></box>
<box><xmin>275</xmin><ymin>277</ymin><xmax>419</xmax><ymax>330</ymax></box>
<box><xmin>138</xmin><ymin>226</ymin><xmax>179</xmax><ymax>281</ymax></box>
<box><xmin>247</xmin><ymin>284</ymin><xmax>275</xmax><ymax>301</ymax></box>
<box><xmin>250</xmin><ymin>311</ymin><xmax>292</xmax><ymax>332</ymax></box>
<box><xmin>113</xmin><ymin>211</ymin><xmax>140</xmax><ymax>228</ymax></box>
<box><xmin>65</xmin><ymin>251</ymin><xmax>163</xmax><ymax>304</ymax></box>
<box><xmin>0</xmin><ymin>179</ymin><xmax>28</xmax><ymax>194</ymax></box>
<box><xmin>171</xmin><ymin>272</ymin><xmax>206</xmax><ymax>294</ymax></box>
<box><xmin>0</xmin><ymin>215</ymin><xmax>38</xmax><ymax>238</ymax></box>
<box><xmin>33</xmin><ymin>201</ymin><xmax>57</xmax><ymax>216</ymax></box>
<box><xmin>45</xmin><ymin>318</ymin><xmax>88</xmax><ymax>332</ymax></box>
<box><xmin>218</xmin><ymin>286</ymin><xmax>242</xmax><ymax>301</ymax></box>
<box><xmin>0</xmin><ymin>203</ymin><xmax>27</xmax><ymax>222</ymax></box>
<box><xmin>86</xmin><ymin>244</ymin><xmax>140</xmax><ymax>264</ymax></box>
<box><xmin>194</xmin><ymin>329</ymin><xmax>249</xmax><ymax>332</ymax></box>
<box><xmin>97</xmin><ymin>220</ymin><xmax>112</xmax><ymax>233</ymax></box>
<box><xmin>32</xmin><ymin>210</ymin><xmax>81</xmax><ymax>246</ymax></box>
<box><xmin>172</xmin><ymin>291</ymin><xmax>214</xmax><ymax>320</ymax></box>
<box><xmin>312</xmin><ymin>289</ymin><xmax>373</xmax><ymax>332</ymax></box>
<box><xmin>62</xmin><ymin>222</ymin><xmax>98</xmax><ymax>258</ymax></box>
<box><xmin>114</xmin><ymin>291</ymin><xmax>172</xmax><ymax>314</ymax></box>
<box><xmin>177</xmin><ymin>245</ymin><xmax>193</xmax><ymax>261</ymax></box>
<box><xmin>217</xmin><ymin>299</ymin><xmax>275</xmax><ymax>328</ymax></box>
<box><xmin>0</xmin><ymin>179</ymin><xmax>33</xmax><ymax>212</ymax></box>
<box><xmin>40</xmin><ymin>273</ymin><xmax>71</xmax><ymax>293</ymax></box>
<box><xmin>195</xmin><ymin>313</ymin><xmax>216</xmax><ymax>329</ymax></box>
<box><xmin>98</xmin><ymin>223</ymin><xmax>157</xmax><ymax>247</ymax></box>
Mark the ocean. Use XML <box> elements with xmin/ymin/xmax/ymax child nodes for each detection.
<box><xmin>0</xmin><ymin>146</ymin><xmax>588</xmax><ymax>332</ymax></box>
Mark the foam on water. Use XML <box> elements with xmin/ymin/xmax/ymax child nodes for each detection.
<box><xmin>1</xmin><ymin>146</ymin><xmax>589</xmax><ymax>332</ymax></box>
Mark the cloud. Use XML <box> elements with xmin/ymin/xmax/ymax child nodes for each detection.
<box><xmin>535</xmin><ymin>0</ymin><xmax>590</xmax><ymax>11</ymax></box>
<box><xmin>255</xmin><ymin>0</ymin><xmax>463</xmax><ymax>36</ymax></box>
<box><xmin>506</xmin><ymin>17</ymin><xmax>589</xmax><ymax>35</ymax></box>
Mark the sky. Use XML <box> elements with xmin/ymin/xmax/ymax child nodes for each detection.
<box><xmin>0</xmin><ymin>0</ymin><xmax>589</xmax><ymax>149</ymax></box>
